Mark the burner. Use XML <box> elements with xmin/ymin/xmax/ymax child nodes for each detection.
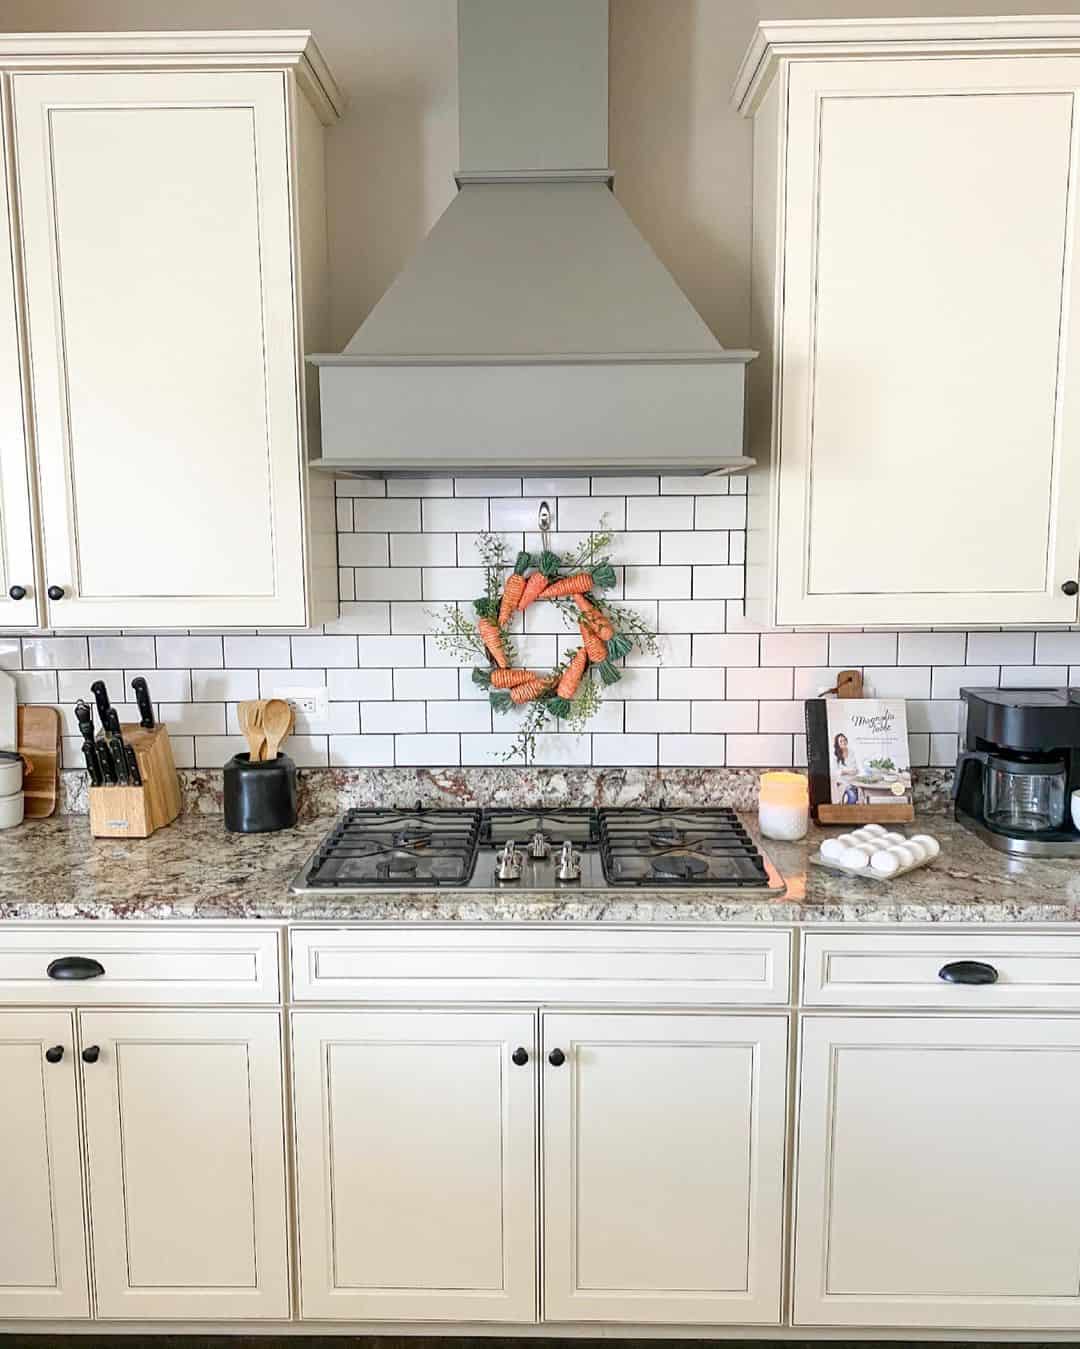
<box><xmin>649</xmin><ymin>826</ymin><xmax>683</xmax><ymax>847</ymax></box>
<box><xmin>650</xmin><ymin>854</ymin><xmax>708</xmax><ymax>879</ymax></box>
<box><xmin>393</xmin><ymin>827</ymin><xmax>432</xmax><ymax>848</ymax></box>
<box><xmin>378</xmin><ymin>854</ymin><xmax>419</xmax><ymax>879</ymax></box>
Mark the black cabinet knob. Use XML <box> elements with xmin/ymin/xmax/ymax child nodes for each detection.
<box><xmin>1064</xmin><ymin>580</ymin><xmax>1080</xmax><ymax>597</ymax></box>
<box><xmin>938</xmin><ymin>959</ymin><xmax>999</xmax><ymax>986</ymax></box>
<box><xmin>8</xmin><ymin>585</ymin><xmax>26</xmax><ymax>600</ymax></box>
<box><xmin>47</xmin><ymin>585</ymin><xmax>65</xmax><ymax>601</ymax></box>
<box><xmin>45</xmin><ymin>1045</ymin><xmax>64</xmax><ymax>1064</ymax></box>
<box><xmin>511</xmin><ymin>1047</ymin><xmax>529</xmax><ymax>1066</ymax></box>
<box><xmin>548</xmin><ymin>1047</ymin><xmax>566</xmax><ymax>1067</ymax></box>
<box><xmin>81</xmin><ymin>1045</ymin><xmax>100</xmax><ymax>1064</ymax></box>
<box><xmin>47</xmin><ymin>956</ymin><xmax>105</xmax><ymax>981</ymax></box>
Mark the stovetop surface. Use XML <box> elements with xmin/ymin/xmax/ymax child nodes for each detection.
<box><xmin>292</xmin><ymin>804</ymin><xmax>785</xmax><ymax>895</ymax></box>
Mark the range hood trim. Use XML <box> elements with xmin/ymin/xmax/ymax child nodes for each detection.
<box><xmin>309</xmin><ymin>350</ymin><xmax>758</xmax><ymax>368</ymax></box>
<box><xmin>311</xmin><ymin>457</ymin><xmax>756</xmax><ymax>479</ymax></box>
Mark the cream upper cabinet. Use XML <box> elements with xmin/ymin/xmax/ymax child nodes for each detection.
<box><xmin>291</xmin><ymin>1009</ymin><xmax>538</xmax><ymax>1323</ymax></box>
<box><xmin>3</xmin><ymin>37</ymin><xmax>340</xmax><ymax>630</ymax></box>
<box><xmin>78</xmin><ymin>1008</ymin><xmax>290</xmax><ymax>1320</ymax></box>
<box><xmin>736</xmin><ymin>21</ymin><xmax>1080</xmax><ymax>627</ymax></box>
<box><xmin>542</xmin><ymin>1011</ymin><xmax>788</xmax><ymax>1325</ymax></box>
<box><xmin>795</xmin><ymin>1014</ymin><xmax>1080</xmax><ymax>1330</ymax></box>
<box><xmin>0</xmin><ymin>1011</ymin><xmax>88</xmax><ymax>1319</ymax></box>
<box><xmin>0</xmin><ymin>100</ymin><xmax>38</xmax><ymax>628</ymax></box>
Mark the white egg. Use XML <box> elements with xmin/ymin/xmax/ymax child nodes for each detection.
<box><xmin>903</xmin><ymin>838</ymin><xmax>930</xmax><ymax>863</ymax></box>
<box><xmin>853</xmin><ymin>841</ymin><xmax>877</xmax><ymax>857</ymax></box>
<box><xmin>882</xmin><ymin>832</ymin><xmax>906</xmax><ymax>845</ymax></box>
<box><xmin>863</xmin><ymin>824</ymin><xmax>888</xmax><ymax>838</ymax></box>
<box><xmin>820</xmin><ymin>837</ymin><xmax>847</xmax><ymax>861</ymax></box>
<box><xmin>841</xmin><ymin>846</ymin><xmax>870</xmax><ymax>869</ymax></box>
<box><xmin>890</xmin><ymin>844</ymin><xmax>917</xmax><ymax>869</ymax></box>
<box><xmin>870</xmin><ymin>849</ymin><xmax>900</xmax><ymax>876</ymax></box>
<box><xmin>835</xmin><ymin>833</ymin><xmax>857</xmax><ymax>848</ymax></box>
<box><xmin>850</xmin><ymin>828</ymin><xmax>874</xmax><ymax>842</ymax></box>
<box><xmin>910</xmin><ymin>833</ymin><xmax>940</xmax><ymax>859</ymax></box>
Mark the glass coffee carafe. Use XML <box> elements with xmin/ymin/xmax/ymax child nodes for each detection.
<box><xmin>984</xmin><ymin>754</ymin><xmax>1067</xmax><ymax>833</ymax></box>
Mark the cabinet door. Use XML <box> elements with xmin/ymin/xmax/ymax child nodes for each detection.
<box><xmin>292</xmin><ymin>1009</ymin><xmax>537</xmax><ymax>1321</ymax></box>
<box><xmin>777</xmin><ymin>56</ymin><xmax>1080</xmax><ymax>626</ymax></box>
<box><xmin>79</xmin><ymin>1009</ymin><xmax>289</xmax><ymax>1320</ymax></box>
<box><xmin>795</xmin><ymin>1015</ymin><xmax>1080</xmax><ymax>1329</ymax></box>
<box><xmin>0</xmin><ymin>1011</ymin><xmax>88</xmax><ymax>1318</ymax></box>
<box><xmin>542</xmin><ymin>1012</ymin><xmax>788</xmax><ymax>1324</ymax></box>
<box><xmin>0</xmin><ymin>104</ymin><xmax>39</xmax><ymax>628</ymax></box>
<box><xmin>12</xmin><ymin>70</ymin><xmax>308</xmax><ymax>629</ymax></box>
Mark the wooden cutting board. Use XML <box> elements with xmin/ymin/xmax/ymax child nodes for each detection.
<box><xmin>18</xmin><ymin>705</ymin><xmax>60</xmax><ymax>819</ymax></box>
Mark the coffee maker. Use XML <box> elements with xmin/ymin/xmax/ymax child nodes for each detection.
<box><xmin>954</xmin><ymin>688</ymin><xmax>1080</xmax><ymax>856</ymax></box>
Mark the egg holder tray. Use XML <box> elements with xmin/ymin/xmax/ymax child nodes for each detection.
<box><xmin>808</xmin><ymin>847</ymin><xmax>937</xmax><ymax>884</ymax></box>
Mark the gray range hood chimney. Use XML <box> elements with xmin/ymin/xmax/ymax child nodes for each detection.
<box><xmin>309</xmin><ymin>0</ymin><xmax>755</xmax><ymax>477</ymax></box>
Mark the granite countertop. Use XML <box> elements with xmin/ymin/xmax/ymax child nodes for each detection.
<box><xmin>2</xmin><ymin>811</ymin><xmax>1080</xmax><ymax>924</ymax></box>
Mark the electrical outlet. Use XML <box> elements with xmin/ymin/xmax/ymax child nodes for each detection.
<box><xmin>272</xmin><ymin>685</ymin><xmax>329</xmax><ymax>728</ymax></box>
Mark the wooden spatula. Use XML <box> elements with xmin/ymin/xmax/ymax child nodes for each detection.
<box><xmin>261</xmin><ymin>698</ymin><xmax>292</xmax><ymax>762</ymax></box>
<box><xmin>238</xmin><ymin>700</ymin><xmax>266</xmax><ymax>762</ymax></box>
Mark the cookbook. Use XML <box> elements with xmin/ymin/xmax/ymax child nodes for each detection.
<box><xmin>805</xmin><ymin>697</ymin><xmax>913</xmax><ymax>820</ymax></box>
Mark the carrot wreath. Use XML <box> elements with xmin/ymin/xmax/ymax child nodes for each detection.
<box><xmin>573</xmin><ymin>593</ymin><xmax>615</xmax><ymax>641</ymax></box>
<box><xmin>498</xmin><ymin>552</ymin><xmax>532</xmax><ymax>626</ymax></box>
<box><xmin>489</xmin><ymin>673</ymin><xmax>556</xmax><ymax>711</ymax></box>
<box><xmin>477</xmin><ymin>617</ymin><xmax>508</xmax><ymax>668</ymax></box>
<box><xmin>516</xmin><ymin>550</ymin><xmax>561</xmax><ymax>611</ymax></box>
<box><xmin>539</xmin><ymin>564</ymin><xmax>615</xmax><ymax>601</ymax></box>
<box><xmin>473</xmin><ymin>667</ymin><xmax>534</xmax><ymax>690</ymax></box>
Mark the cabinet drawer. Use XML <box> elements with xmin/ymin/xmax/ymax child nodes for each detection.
<box><xmin>0</xmin><ymin>927</ymin><xmax>280</xmax><ymax>1004</ymax></box>
<box><xmin>291</xmin><ymin>927</ymin><xmax>791</xmax><ymax>1005</ymax></box>
<box><xmin>802</xmin><ymin>932</ymin><xmax>1080</xmax><ymax>1009</ymax></box>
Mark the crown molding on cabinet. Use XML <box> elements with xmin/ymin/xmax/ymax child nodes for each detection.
<box><xmin>733</xmin><ymin>15</ymin><xmax>1080</xmax><ymax>114</ymax></box>
<box><xmin>0</xmin><ymin>30</ymin><xmax>344</xmax><ymax>124</ymax></box>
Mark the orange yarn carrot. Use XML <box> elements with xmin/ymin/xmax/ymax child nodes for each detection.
<box><xmin>498</xmin><ymin>552</ymin><xmax>531</xmax><ymax>626</ymax></box>
<box><xmin>580</xmin><ymin>620</ymin><xmax>608</xmax><ymax>664</ymax></box>
<box><xmin>573</xmin><ymin>593</ymin><xmax>615</xmax><ymax>641</ymax></box>
<box><xmin>490</xmin><ymin>668</ymin><xmax>533</xmax><ymax>689</ymax></box>
<box><xmin>517</xmin><ymin>569</ymin><xmax>551</xmax><ymax>611</ymax></box>
<box><xmin>510</xmin><ymin>674</ymin><xmax>556</xmax><ymax>705</ymax></box>
<box><xmin>539</xmin><ymin>572</ymin><xmax>592</xmax><ymax>600</ymax></box>
<box><xmin>556</xmin><ymin>647</ymin><xmax>588</xmax><ymax>699</ymax></box>
<box><xmin>477</xmin><ymin>618</ymin><xmax>508</xmax><ymax>668</ymax></box>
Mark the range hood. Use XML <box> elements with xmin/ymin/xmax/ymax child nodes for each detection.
<box><xmin>308</xmin><ymin>0</ymin><xmax>755</xmax><ymax>477</ymax></box>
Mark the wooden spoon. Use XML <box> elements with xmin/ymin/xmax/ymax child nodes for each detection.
<box><xmin>238</xmin><ymin>700</ymin><xmax>266</xmax><ymax>762</ymax></box>
<box><xmin>260</xmin><ymin>698</ymin><xmax>292</xmax><ymax>763</ymax></box>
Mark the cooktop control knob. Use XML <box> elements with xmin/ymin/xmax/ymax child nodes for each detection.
<box><xmin>556</xmin><ymin>840</ymin><xmax>581</xmax><ymax>883</ymax></box>
<box><xmin>529</xmin><ymin>830</ymin><xmax>550</xmax><ymax>860</ymax></box>
<box><xmin>496</xmin><ymin>840</ymin><xmax>523</xmax><ymax>882</ymax></box>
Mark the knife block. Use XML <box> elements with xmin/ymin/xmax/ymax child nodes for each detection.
<box><xmin>88</xmin><ymin>724</ymin><xmax>182</xmax><ymax>839</ymax></box>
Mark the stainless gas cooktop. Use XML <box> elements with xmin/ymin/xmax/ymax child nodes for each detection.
<box><xmin>290</xmin><ymin>805</ymin><xmax>786</xmax><ymax>895</ymax></box>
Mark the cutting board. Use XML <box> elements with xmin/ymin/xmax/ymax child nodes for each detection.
<box><xmin>0</xmin><ymin>669</ymin><xmax>15</xmax><ymax>752</ymax></box>
<box><xmin>18</xmin><ymin>705</ymin><xmax>60</xmax><ymax>818</ymax></box>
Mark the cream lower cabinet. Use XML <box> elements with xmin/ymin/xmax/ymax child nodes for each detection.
<box><xmin>736</xmin><ymin>19</ymin><xmax>1080</xmax><ymax>627</ymax></box>
<box><xmin>542</xmin><ymin>1012</ymin><xmax>788</xmax><ymax>1325</ymax></box>
<box><xmin>794</xmin><ymin>1014</ymin><xmax>1080</xmax><ymax>1330</ymax></box>
<box><xmin>79</xmin><ymin>1009</ymin><xmax>290</xmax><ymax>1320</ymax></box>
<box><xmin>291</xmin><ymin>1009</ymin><xmax>538</xmax><ymax>1322</ymax></box>
<box><xmin>0</xmin><ymin>1011</ymin><xmax>89</xmax><ymax>1319</ymax></box>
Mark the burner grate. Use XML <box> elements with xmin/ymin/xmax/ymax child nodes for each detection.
<box><xmin>598</xmin><ymin>806</ymin><xmax>769</xmax><ymax>887</ymax></box>
<box><xmin>305</xmin><ymin>806</ymin><xmax>482</xmax><ymax>888</ymax></box>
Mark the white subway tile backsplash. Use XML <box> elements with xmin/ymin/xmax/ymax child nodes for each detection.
<box><xmin>423</xmin><ymin>498</ymin><xmax>487</xmax><ymax>532</ymax></box>
<box><xmin>12</xmin><ymin>477</ymin><xmax>1064</xmax><ymax>772</ymax></box>
<box><xmin>338</xmin><ymin>534</ymin><xmax>390</xmax><ymax>566</ymax></box>
<box><xmin>828</xmin><ymin>632</ymin><xmax>898</xmax><ymax>666</ymax></box>
<box><xmin>660</xmin><ymin>734</ymin><xmax>726</xmax><ymax>766</ymax></box>
<box><xmin>967</xmin><ymin>631</ymin><xmax>1035</xmax><ymax>664</ymax></box>
<box><xmin>352</xmin><ymin>498</ymin><xmax>420</xmax><ymax>531</ymax></box>
<box><xmin>661</xmin><ymin>532</ymin><xmax>728</xmax><ymax>565</ymax></box>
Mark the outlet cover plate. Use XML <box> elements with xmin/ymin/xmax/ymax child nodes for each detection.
<box><xmin>272</xmin><ymin>685</ymin><xmax>329</xmax><ymax>729</ymax></box>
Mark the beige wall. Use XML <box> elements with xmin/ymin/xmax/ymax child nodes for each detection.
<box><xmin>3</xmin><ymin>0</ymin><xmax>1078</xmax><ymax>350</ymax></box>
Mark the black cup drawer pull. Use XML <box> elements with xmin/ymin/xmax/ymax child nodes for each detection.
<box><xmin>938</xmin><ymin>959</ymin><xmax>999</xmax><ymax>986</ymax></box>
<box><xmin>47</xmin><ymin>956</ymin><xmax>105</xmax><ymax>981</ymax></box>
<box><xmin>44</xmin><ymin>1045</ymin><xmax>64</xmax><ymax>1064</ymax></box>
<box><xmin>81</xmin><ymin>1045</ymin><xmax>100</xmax><ymax>1064</ymax></box>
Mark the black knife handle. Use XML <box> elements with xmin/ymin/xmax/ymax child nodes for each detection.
<box><xmin>74</xmin><ymin>700</ymin><xmax>95</xmax><ymax>744</ymax></box>
<box><xmin>90</xmin><ymin>681</ymin><xmax>112</xmax><ymax>728</ymax></box>
<box><xmin>109</xmin><ymin>735</ymin><xmax>129</xmax><ymax>785</ymax></box>
<box><xmin>124</xmin><ymin>744</ymin><xmax>142</xmax><ymax>787</ymax></box>
<box><xmin>105</xmin><ymin>708</ymin><xmax>121</xmax><ymax>735</ymax></box>
<box><xmin>96</xmin><ymin>739</ymin><xmax>117</xmax><ymax>785</ymax></box>
<box><xmin>82</xmin><ymin>740</ymin><xmax>103</xmax><ymax>787</ymax></box>
<box><xmin>131</xmin><ymin>676</ymin><xmax>155</xmax><ymax>730</ymax></box>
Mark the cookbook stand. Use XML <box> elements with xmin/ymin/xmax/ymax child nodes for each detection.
<box><xmin>88</xmin><ymin>723</ymin><xmax>181</xmax><ymax>839</ymax></box>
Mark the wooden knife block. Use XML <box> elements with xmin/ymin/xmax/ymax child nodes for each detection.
<box><xmin>88</xmin><ymin>724</ymin><xmax>181</xmax><ymax>839</ymax></box>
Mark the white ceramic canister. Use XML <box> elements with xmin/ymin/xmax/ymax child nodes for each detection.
<box><xmin>0</xmin><ymin>750</ymin><xmax>22</xmax><ymax>798</ymax></box>
<box><xmin>0</xmin><ymin>790</ymin><xmax>24</xmax><ymax>829</ymax></box>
